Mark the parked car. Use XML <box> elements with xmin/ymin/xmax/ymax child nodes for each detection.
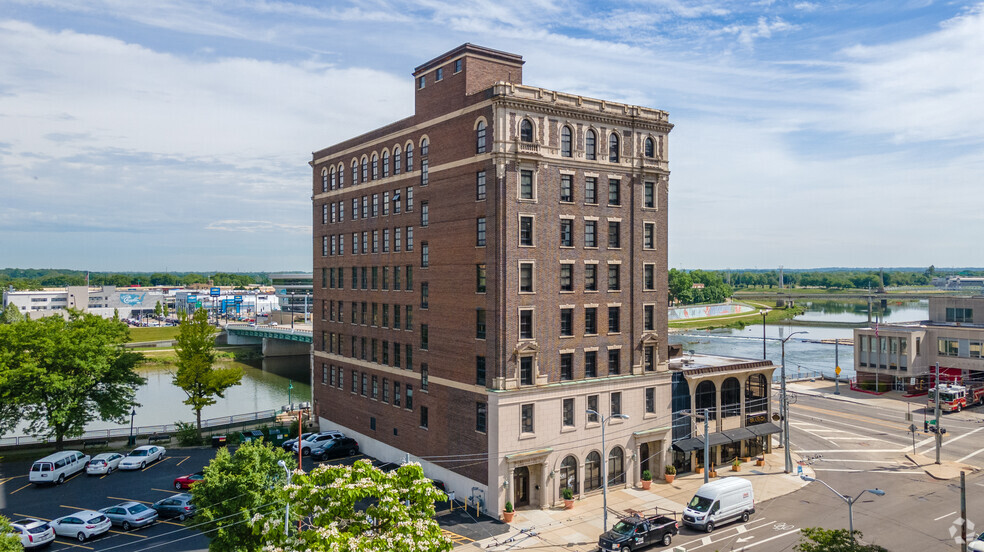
<box><xmin>281</xmin><ymin>432</ymin><xmax>317</xmax><ymax>452</ymax></box>
<box><xmin>50</xmin><ymin>510</ymin><xmax>112</xmax><ymax>542</ymax></box>
<box><xmin>311</xmin><ymin>437</ymin><xmax>359</xmax><ymax>461</ymax></box>
<box><xmin>173</xmin><ymin>471</ymin><xmax>204</xmax><ymax>490</ymax></box>
<box><xmin>86</xmin><ymin>452</ymin><xmax>125</xmax><ymax>475</ymax></box>
<box><xmin>152</xmin><ymin>493</ymin><xmax>196</xmax><ymax>520</ymax></box>
<box><xmin>293</xmin><ymin>431</ymin><xmax>345</xmax><ymax>456</ymax></box>
<box><xmin>970</xmin><ymin>532</ymin><xmax>984</xmax><ymax>552</ymax></box>
<box><xmin>7</xmin><ymin>518</ymin><xmax>56</xmax><ymax>549</ymax></box>
<box><xmin>599</xmin><ymin>513</ymin><xmax>679</xmax><ymax>551</ymax></box>
<box><xmin>99</xmin><ymin>501</ymin><xmax>159</xmax><ymax>530</ymax></box>
<box><xmin>119</xmin><ymin>445</ymin><xmax>166</xmax><ymax>470</ymax></box>
<box><xmin>29</xmin><ymin>450</ymin><xmax>90</xmax><ymax>484</ymax></box>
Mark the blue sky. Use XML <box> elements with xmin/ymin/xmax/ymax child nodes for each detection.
<box><xmin>1</xmin><ymin>1</ymin><xmax>982</xmax><ymax>272</ymax></box>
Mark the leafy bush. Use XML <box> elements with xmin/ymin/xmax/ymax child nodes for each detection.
<box><xmin>504</xmin><ymin>501</ymin><xmax>514</xmax><ymax>513</ymax></box>
<box><xmin>665</xmin><ymin>465</ymin><xmax>676</xmax><ymax>475</ymax></box>
<box><xmin>562</xmin><ymin>486</ymin><xmax>574</xmax><ymax>500</ymax></box>
<box><xmin>175</xmin><ymin>421</ymin><xmax>203</xmax><ymax>446</ymax></box>
<box><xmin>641</xmin><ymin>469</ymin><xmax>652</xmax><ymax>481</ymax></box>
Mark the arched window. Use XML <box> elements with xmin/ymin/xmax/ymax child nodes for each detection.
<box><xmin>351</xmin><ymin>160</ymin><xmax>358</xmax><ymax>185</ymax></box>
<box><xmin>608</xmin><ymin>133</ymin><xmax>620</xmax><ymax>162</ymax></box>
<box><xmin>382</xmin><ymin>151</ymin><xmax>390</xmax><ymax>178</ymax></box>
<box><xmin>393</xmin><ymin>146</ymin><xmax>402</xmax><ymax>175</ymax></box>
<box><xmin>321</xmin><ymin>168</ymin><xmax>328</xmax><ymax>192</ymax></box>
<box><xmin>476</xmin><ymin>121</ymin><xmax>487</xmax><ymax>153</ymax></box>
<box><xmin>695</xmin><ymin>381</ymin><xmax>717</xmax><ymax>420</ymax></box>
<box><xmin>520</xmin><ymin>119</ymin><xmax>534</xmax><ymax>142</ymax></box>
<box><xmin>745</xmin><ymin>373</ymin><xmax>768</xmax><ymax>413</ymax></box>
<box><xmin>584</xmin><ymin>451</ymin><xmax>602</xmax><ymax>491</ymax></box>
<box><xmin>337</xmin><ymin>163</ymin><xmax>344</xmax><ymax>187</ymax></box>
<box><xmin>406</xmin><ymin>143</ymin><xmax>414</xmax><ymax>172</ymax></box>
<box><xmin>585</xmin><ymin>129</ymin><xmax>596</xmax><ymax>160</ymax></box>
<box><xmin>371</xmin><ymin>154</ymin><xmax>379</xmax><ymax>180</ymax></box>
<box><xmin>644</xmin><ymin>137</ymin><xmax>655</xmax><ymax>158</ymax></box>
<box><xmin>420</xmin><ymin>138</ymin><xmax>429</xmax><ymax>157</ymax></box>
<box><xmin>330</xmin><ymin>166</ymin><xmax>337</xmax><ymax>190</ymax></box>
<box><xmin>361</xmin><ymin>157</ymin><xmax>368</xmax><ymax>182</ymax></box>
<box><xmin>722</xmin><ymin>377</ymin><xmax>741</xmax><ymax>417</ymax></box>
<box><xmin>561</xmin><ymin>126</ymin><xmax>572</xmax><ymax>157</ymax></box>
<box><xmin>559</xmin><ymin>455</ymin><xmax>578</xmax><ymax>496</ymax></box>
<box><xmin>608</xmin><ymin>447</ymin><xmax>625</xmax><ymax>485</ymax></box>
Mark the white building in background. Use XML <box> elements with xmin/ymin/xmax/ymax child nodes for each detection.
<box><xmin>174</xmin><ymin>290</ymin><xmax>279</xmax><ymax>316</ymax></box>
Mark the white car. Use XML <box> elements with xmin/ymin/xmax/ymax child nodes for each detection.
<box><xmin>293</xmin><ymin>431</ymin><xmax>345</xmax><ymax>456</ymax></box>
<box><xmin>969</xmin><ymin>532</ymin><xmax>984</xmax><ymax>552</ymax></box>
<box><xmin>86</xmin><ymin>452</ymin><xmax>125</xmax><ymax>475</ymax></box>
<box><xmin>50</xmin><ymin>510</ymin><xmax>112</xmax><ymax>542</ymax></box>
<box><xmin>8</xmin><ymin>518</ymin><xmax>56</xmax><ymax>549</ymax></box>
<box><xmin>119</xmin><ymin>445</ymin><xmax>166</xmax><ymax>470</ymax></box>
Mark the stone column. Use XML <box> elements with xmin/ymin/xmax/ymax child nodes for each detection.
<box><xmin>714</xmin><ymin>378</ymin><xmax>723</xmax><ymax>433</ymax></box>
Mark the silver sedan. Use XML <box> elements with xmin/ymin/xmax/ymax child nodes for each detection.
<box><xmin>86</xmin><ymin>453</ymin><xmax>124</xmax><ymax>475</ymax></box>
<box><xmin>119</xmin><ymin>445</ymin><xmax>166</xmax><ymax>470</ymax></box>
<box><xmin>99</xmin><ymin>502</ymin><xmax>158</xmax><ymax>531</ymax></box>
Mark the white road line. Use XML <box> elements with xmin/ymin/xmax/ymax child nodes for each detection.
<box><xmin>797</xmin><ymin>449</ymin><xmax>903</xmax><ymax>454</ymax></box>
<box><xmin>825</xmin><ymin>437</ymin><xmax>890</xmax><ymax>442</ymax></box>
<box><xmin>813</xmin><ymin>468</ymin><xmax>923</xmax><ymax>474</ymax></box>
<box><xmin>679</xmin><ymin>520</ymin><xmax>777</xmax><ymax>549</ymax></box>
<box><xmin>736</xmin><ymin>528</ymin><xmax>802</xmax><ymax>551</ymax></box>
<box><xmin>817</xmin><ymin>459</ymin><xmax>901</xmax><ymax>464</ymax></box>
<box><xmin>917</xmin><ymin>427</ymin><xmax>984</xmax><ymax>455</ymax></box>
<box><xmin>935</xmin><ymin>511</ymin><xmax>958</xmax><ymax>521</ymax></box>
<box><xmin>957</xmin><ymin>446</ymin><xmax>984</xmax><ymax>463</ymax></box>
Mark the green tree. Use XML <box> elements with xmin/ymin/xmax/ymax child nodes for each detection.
<box><xmin>173</xmin><ymin>309</ymin><xmax>243</xmax><ymax>435</ymax></box>
<box><xmin>190</xmin><ymin>440</ymin><xmax>296</xmax><ymax>552</ymax></box>
<box><xmin>0</xmin><ymin>311</ymin><xmax>144</xmax><ymax>449</ymax></box>
<box><xmin>0</xmin><ymin>514</ymin><xmax>22</xmax><ymax>551</ymax></box>
<box><xmin>795</xmin><ymin>527</ymin><xmax>889</xmax><ymax>552</ymax></box>
<box><xmin>163</xmin><ymin>303</ymin><xmax>169</xmax><ymax>318</ymax></box>
<box><xmin>0</xmin><ymin>303</ymin><xmax>24</xmax><ymax>324</ymax></box>
<box><xmin>259</xmin><ymin>459</ymin><xmax>452</xmax><ymax>552</ymax></box>
<box><xmin>154</xmin><ymin>301</ymin><xmax>163</xmax><ymax>318</ymax></box>
<box><xmin>668</xmin><ymin>269</ymin><xmax>693</xmax><ymax>304</ymax></box>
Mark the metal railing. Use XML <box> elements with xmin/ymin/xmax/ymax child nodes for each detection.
<box><xmin>0</xmin><ymin>409</ymin><xmax>278</xmax><ymax>448</ymax></box>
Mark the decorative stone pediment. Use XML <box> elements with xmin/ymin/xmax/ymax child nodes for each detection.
<box><xmin>514</xmin><ymin>341</ymin><xmax>539</xmax><ymax>355</ymax></box>
<box><xmin>640</xmin><ymin>333</ymin><xmax>660</xmax><ymax>345</ymax></box>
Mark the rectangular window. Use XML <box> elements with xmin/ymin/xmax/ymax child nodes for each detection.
<box><xmin>645</xmin><ymin>387</ymin><xmax>655</xmax><ymax>413</ymax></box>
<box><xmin>406</xmin><ymin>343</ymin><xmax>413</xmax><ymax>371</ymax></box>
<box><xmin>421</xmin><ymin>202</ymin><xmax>428</xmax><ymax>226</ymax></box>
<box><xmin>454</xmin><ymin>59</ymin><xmax>462</xmax><ymax>73</ymax></box>
<box><xmin>405</xmin><ymin>304</ymin><xmax>412</xmax><ymax>327</ymax></box>
<box><xmin>644</xmin><ymin>304</ymin><xmax>655</xmax><ymax>331</ymax></box>
<box><xmin>420</xmin><ymin>406</ymin><xmax>429</xmax><ymax>429</ymax></box>
<box><xmin>361</xmin><ymin>372</ymin><xmax>368</xmax><ymax>396</ymax></box>
<box><xmin>323</xmin><ymin>267</ymin><xmax>329</xmax><ymax>288</ymax></box>
<box><xmin>352</xmin><ymin>198</ymin><xmax>358</xmax><ymax>220</ymax></box>
<box><xmin>608</xmin><ymin>264</ymin><xmax>620</xmax><ymax>291</ymax></box>
<box><xmin>372</xmin><ymin>193</ymin><xmax>379</xmax><ymax>217</ymax></box>
<box><xmin>405</xmin><ymin>384</ymin><xmax>413</xmax><ymax>410</ymax></box>
<box><xmin>383</xmin><ymin>228</ymin><xmax>390</xmax><ymax>253</ymax></box>
<box><xmin>421</xmin><ymin>364</ymin><xmax>428</xmax><ymax>390</ymax></box>
<box><xmin>476</xmin><ymin>356</ymin><xmax>487</xmax><ymax>386</ymax></box>
<box><xmin>608</xmin><ymin>179</ymin><xmax>621</xmax><ymax>206</ymax></box>
<box><xmin>476</xmin><ymin>402</ymin><xmax>487</xmax><ymax>433</ymax></box>
<box><xmin>322</xmin><ymin>235</ymin><xmax>328</xmax><ymax>257</ymax></box>
<box><xmin>520</xmin><ymin>170</ymin><xmax>534</xmax><ymax>199</ymax></box>
<box><xmin>418</xmin><ymin>75</ymin><xmax>425</xmax><ymax>89</ymax></box>
<box><xmin>521</xmin><ymin>403</ymin><xmax>534</xmax><ymax>434</ymax></box>
<box><xmin>339</xmin><ymin>201</ymin><xmax>344</xmax><ymax>221</ymax></box>
<box><xmin>519</xmin><ymin>216</ymin><xmax>533</xmax><ymax>246</ymax></box>
<box><xmin>585</xmin><ymin>264</ymin><xmax>598</xmax><ymax>291</ymax></box>
<box><xmin>476</xmin><ymin>171</ymin><xmax>486</xmax><ymax>200</ymax></box>
<box><xmin>644</xmin><ymin>222</ymin><xmax>655</xmax><ymax>249</ymax></box>
<box><xmin>611</xmin><ymin>392</ymin><xmax>622</xmax><ymax>417</ymax></box>
<box><xmin>382</xmin><ymin>339</ymin><xmax>389</xmax><ymax>364</ymax></box>
<box><xmin>393</xmin><ymin>341</ymin><xmax>401</xmax><ymax>368</ymax></box>
<box><xmin>352</xmin><ymin>233</ymin><xmax>358</xmax><ymax>255</ymax></box>
<box><xmin>420</xmin><ymin>282</ymin><xmax>429</xmax><ymax>309</ymax></box>
<box><xmin>560</xmin><ymin>353</ymin><xmax>573</xmax><ymax>380</ymax></box>
<box><xmin>520</xmin><ymin>356</ymin><xmax>534</xmax><ymax>385</ymax></box>
<box><xmin>970</xmin><ymin>341</ymin><xmax>983</xmax><ymax>359</ymax></box>
<box><xmin>394</xmin><ymin>382</ymin><xmax>401</xmax><ymax>407</ymax></box>
<box><xmin>394</xmin><ymin>266</ymin><xmax>401</xmax><ymax>289</ymax></box>
<box><xmin>361</xmin><ymin>196</ymin><xmax>368</xmax><ymax>219</ymax></box>
<box><xmin>382</xmin><ymin>378</ymin><xmax>389</xmax><ymax>402</ymax></box>
<box><xmin>322</xmin><ymin>364</ymin><xmax>328</xmax><ymax>384</ymax></box>
<box><xmin>585</xmin><ymin>307</ymin><xmax>597</xmax><ymax>335</ymax></box>
<box><xmin>519</xmin><ymin>262</ymin><xmax>534</xmax><ymax>293</ymax></box>
<box><xmin>351</xmin><ymin>370</ymin><xmax>357</xmax><ymax>393</ymax></box>
<box><xmin>361</xmin><ymin>230</ymin><xmax>368</xmax><ymax>254</ymax></box>
<box><xmin>435</xmin><ymin>67</ymin><xmax>443</xmax><ymax>81</ymax></box>
<box><xmin>330</xmin><ymin>366</ymin><xmax>336</xmax><ymax>386</ymax></box>
<box><xmin>585</xmin><ymin>220</ymin><xmax>597</xmax><ymax>247</ymax></box>
<box><xmin>587</xmin><ymin>395</ymin><xmax>599</xmax><ymax>423</ymax></box>
<box><xmin>361</xmin><ymin>301</ymin><xmax>367</xmax><ymax>324</ymax></box>
<box><xmin>560</xmin><ymin>174</ymin><xmax>573</xmax><ymax>202</ymax></box>
<box><xmin>562</xmin><ymin>398</ymin><xmax>575</xmax><ymax>427</ymax></box>
<box><xmin>406</xmin><ymin>186</ymin><xmax>413</xmax><ymax>211</ymax></box>
<box><xmin>372</xmin><ymin>375</ymin><xmax>378</xmax><ymax>399</ymax></box>
<box><xmin>585</xmin><ymin>350</ymin><xmax>597</xmax><ymax>378</ymax></box>
<box><xmin>382</xmin><ymin>266</ymin><xmax>389</xmax><ymax>290</ymax></box>
<box><xmin>519</xmin><ymin>308</ymin><xmax>533</xmax><ymax>339</ymax></box>
<box><xmin>585</xmin><ymin>177</ymin><xmax>597</xmax><ymax>204</ymax></box>
<box><xmin>608</xmin><ymin>348</ymin><xmax>621</xmax><ymax>375</ymax></box>
<box><xmin>560</xmin><ymin>263</ymin><xmax>573</xmax><ymax>291</ymax></box>
<box><xmin>338</xmin><ymin>368</ymin><xmax>344</xmax><ymax>389</ymax></box>
<box><xmin>938</xmin><ymin>338</ymin><xmax>959</xmax><ymax>356</ymax></box>
<box><xmin>608</xmin><ymin>306</ymin><xmax>620</xmax><ymax>333</ymax></box>
<box><xmin>946</xmin><ymin>307</ymin><xmax>974</xmax><ymax>323</ymax></box>
<box><xmin>644</xmin><ymin>345</ymin><xmax>655</xmax><ymax>371</ymax></box>
<box><xmin>394</xmin><ymin>227</ymin><xmax>402</xmax><ymax>252</ymax></box>
<box><xmin>608</xmin><ymin>221</ymin><xmax>620</xmax><ymax>248</ymax></box>
<box><xmin>420</xmin><ymin>159</ymin><xmax>428</xmax><ymax>185</ymax></box>
<box><xmin>644</xmin><ymin>264</ymin><xmax>655</xmax><ymax>290</ymax></box>
<box><xmin>361</xmin><ymin>267</ymin><xmax>368</xmax><ymax>289</ymax></box>
<box><xmin>477</xmin><ymin>217</ymin><xmax>486</xmax><ymax>246</ymax></box>
<box><xmin>421</xmin><ymin>323</ymin><xmax>429</xmax><ymax>350</ymax></box>
<box><xmin>421</xmin><ymin>242</ymin><xmax>429</xmax><ymax>267</ymax></box>
<box><xmin>372</xmin><ymin>267</ymin><xmax>379</xmax><ymax>290</ymax></box>
<box><xmin>644</xmin><ymin>181</ymin><xmax>655</xmax><ymax>208</ymax></box>
<box><xmin>326</xmin><ymin>203</ymin><xmax>332</xmax><ymax>224</ymax></box>
<box><xmin>560</xmin><ymin>308</ymin><xmax>573</xmax><ymax>336</ymax></box>
<box><xmin>477</xmin><ymin>309</ymin><xmax>487</xmax><ymax>339</ymax></box>
<box><xmin>560</xmin><ymin>219</ymin><xmax>573</xmax><ymax>247</ymax></box>
<box><xmin>476</xmin><ymin>264</ymin><xmax>487</xmax><ymax>293</ymax></box>
<box><xmin>406</xmin><ymin>226</ymin><xmax>413</xmax><ymax>251</ymax></box>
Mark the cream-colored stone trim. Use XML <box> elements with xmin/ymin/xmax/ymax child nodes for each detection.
<box><xmin>313</xmin><ymin>351</ymin><xmax>485</xmax><ymax>394</ymax></box>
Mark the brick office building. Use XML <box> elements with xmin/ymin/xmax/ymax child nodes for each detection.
<box><xmin>311</xmin><ymin>44</ymin><xmax>672</xmax><ymax>514</ymax></box>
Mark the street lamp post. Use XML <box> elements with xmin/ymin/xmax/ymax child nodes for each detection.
<box><xmin>586</xmin><ymin>409</ymin><xmax>628</xmax><ymax>532</ymax></box>
<box><xmin>128</xmin><ymin>408</ymin><xmax>137</xmax><ymax>446</ymax></box>
<box><xmin>780</xmin><ymin>331</ymin><xmax>808</xmax><ymax>473</ymax></box>
<box><xmin>277</xmin><ymin>460</ymin><xmax>291</xmax><ymax>537</ymax></box>
<box><xmin>760</xmin><ymin>309</ymin><xmax>771</xmax><ymax>360</ymax></box>
<box><xmin>288</xmin><ymin>382</ymin><xmax>293</xmax><ymax>407</ymax></box>
<box><xmin>800</xmin><ymin>475</ymin><xmax>884</xmax><ymax>539</ymax></box>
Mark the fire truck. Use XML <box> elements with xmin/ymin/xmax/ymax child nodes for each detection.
<box><xmin>928</xmin><ymin>382</ymin><xmax>984</xmax><ymax>412</ymax></box>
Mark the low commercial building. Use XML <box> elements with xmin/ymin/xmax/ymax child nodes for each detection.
<box><xmin>3</xmin><ymin>286</ymin><xmax>169</xmax><ymax>319</ymax></box>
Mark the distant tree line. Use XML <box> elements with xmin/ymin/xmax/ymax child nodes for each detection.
<box><xmin>669</xmin><ymin>269</ymin><xmax>733</xmax><ymax>305</ymax></box>
<box><xmin>0</xmin><ymin>269</ymin><xmax>270</xmax><ymax>290</ymax></box>
<box><xmin>724</xmin><ymin>268</ymin><xmax>951</xmax><ymax>289</ymax></box>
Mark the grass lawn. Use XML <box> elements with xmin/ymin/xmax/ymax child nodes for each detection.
<box><xmin>129</xmin><ymin>326</ymin><xmax>181</xmax><ymax>342</ymax></box>
<box><xmin>669</xmin><ymin>301</ymin><xmax>804</xmax><ymax>331</ymax></box>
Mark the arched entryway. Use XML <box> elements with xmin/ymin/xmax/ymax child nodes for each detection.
<box><xmin>608</xmin><ymin>447</ymin><xmax>625</xmax><ymax>485</ymax></box>
<box><xmin>513</xmin><ymin>466</ymin><xmax>530</xmax><ymax>507</ymax></box>
<box><xmin>695</xmin><ymin>380</ymin><xmax>717</xmax><ymax>420</ymax></box>
<box><xmin>559</xmin><ymin>455</ymin><xmax>578</xmax><ymax>497</ymax></box>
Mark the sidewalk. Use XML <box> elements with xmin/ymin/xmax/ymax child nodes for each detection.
<box><xmin>785</xmin><ymin>379</ymin><xmax>928</xmax><ymax>414</ymax></box>
<box><xmin>459</xmin><ymin>449</ymin><xmax>813</xmax><ymax>552</ymax></box>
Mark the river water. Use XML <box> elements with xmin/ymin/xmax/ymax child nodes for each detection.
<box><xmin>669</xmin><ymin>299</ymin><xmax>929</xmax><ymax>380</ymax></box>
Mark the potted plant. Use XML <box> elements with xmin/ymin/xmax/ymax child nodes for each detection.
<box><xmin>503</xmin><ymin>501</ymin><xmax>515</xmax><ymax>523</ymax></box>
<box><xmin>664</xmin><ymin>465</ymin><xmax>676</xmax><ymax>484</ymax></box>
<box><xmin>732</xmin><ymin>458</ymin><xmax>741</xmax><ymax>472</ymax></box>
<box><xmin>709</xmin><ymin>463</ymin><xmax>718</xmax><ymax>478</ymax></box>
<box><xmin>562</xmin><ymin>486</ymin><xmax>575</xmax><ymax>509</ymax></box>
<box><xmin>640</xmin><ymin>469</ymin><xmax>653</xmax><ymax>490</ymax></box>
<box><xmin>756</xmin><ymin>456</ymin><xmax>765</xmax><ymax>467</ymax></box>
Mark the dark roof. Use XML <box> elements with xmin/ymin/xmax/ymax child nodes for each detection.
<box><xmin>413</xmin><ymin>43</ymin><xmax>524</xmax><ymax>75</ymax></box>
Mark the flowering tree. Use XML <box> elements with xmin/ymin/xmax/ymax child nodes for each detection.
<box><xmin>259</xmin><ymin>459</ymin><xmax>452</xmax><ymax>552</ymax></box>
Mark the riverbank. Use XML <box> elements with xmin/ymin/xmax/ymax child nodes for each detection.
<box><xmin>668</xmin><ymin>301</ymin><xmax>805</xmax><ymax>331</ymax></box>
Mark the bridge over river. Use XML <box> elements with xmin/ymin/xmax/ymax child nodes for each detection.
<box><xmin>225</xmin><ymin>323</ymin><xmax>312</xmax><ymax>356</ymax></box>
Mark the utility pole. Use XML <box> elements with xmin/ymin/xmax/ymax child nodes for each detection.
<box><xmin>935</xmin><ymin>363</ymin><xmax>942</xmax><ymax>465</ymax></box>
<box><xmin>961</xmin><ymin>471</ymin><xmax>967</xmax><ymax>552</ymax></box>
<box><xmin>703</xmin><ymin>408</ymin><xmax>710</xmax><ymax>485</ymax></box>
<box><xmin>834</xmin><ymin>339</ymin><xmax>841</xmax><ymax>395</ymax></box>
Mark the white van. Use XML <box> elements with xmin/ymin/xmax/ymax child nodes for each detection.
<box><xmin>29</xmin><ymin>450</ymin><xmax>90</xmax><ymax>485</ymax></box>
<box><xmin>682</xmin><ymin>477</ymin><xmax>754</xmax><ymax>532</ymax></box>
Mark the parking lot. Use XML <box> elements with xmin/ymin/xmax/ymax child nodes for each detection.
<box><xmin>1</xmin><ymin>445</ymin><xmax>506</xmax><ymax>551</ymax></box>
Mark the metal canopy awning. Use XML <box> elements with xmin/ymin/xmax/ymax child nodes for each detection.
<box><xmin>722</xmin><ymin>427</ymin><xmax>757</xmax><ymax>442</ymax></box>
<box><xmin>504</xmin><ymin>447</ymin><xmax>553</xmax><ymax>462</ymax></box>
<box><xmin>633</xmin><ymin>426</ymin><xmax>671</xmax><ymax>438</ymax></box>
<box><xmin>671</xmin><ymin>437</ymin><xmax>704</xmax><ymax>452</ymax></box>
<box><xmin>706</xmin><ymin>432</ymin><xmax>733</xmax><ymax>447</ymax></box>
<box><xmin>747</xmin><ymin>422</ymin><xmax>782</xmax><ymax>436</ymax></box>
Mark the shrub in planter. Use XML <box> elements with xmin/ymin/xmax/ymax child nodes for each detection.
<box><xmin>505</xmin><ymin>501</ymin><xmax>514</xmax><ymax>513</ymax></box>
<box><xmin>641</xmin><ymin>469</ymin><xmax>652</xmax><ymax>481</ymax></box>
<box><xmin>664</xmin><ymin>465</ymin><xmax>676</xmax><ymax>483</ymax></box>
<box><xmin>562</xmin><ymin>487</ymin><xmax>574</xmax><ymax>500</ymax></box>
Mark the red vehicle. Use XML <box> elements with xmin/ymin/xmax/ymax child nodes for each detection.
<box><xmin>928</xmin><ymin>383</ymin><xmax>984</xmax><ymax>412</ymax></box>
<box><xmin>173</xmin><ymin>471</ymin><xmax>204</xmax><ymax>490</ymax></box>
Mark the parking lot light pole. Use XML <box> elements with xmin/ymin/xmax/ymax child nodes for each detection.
<box><xmin>781</xmin><ymin>331</ymin><xmax>808</xmax><ymax>473</ymax></box>
<box><xmin>586</xmin><ymin>409</ymin><xmax>628</xmax><ymax>532</ymax></box>
<box><xmin>277</xmin><ymin>460</ymin><xmax>290</xmax><ymax>536</ymax></box>
<box><xmin>800</xmin><ymin>475</ymin><xmax>884</xmax><ymax>539</ymax></box>
<box><xmin>128</xmin><ymin>408</ymin><xmax>137</xmax><ymax>446</ymax></box>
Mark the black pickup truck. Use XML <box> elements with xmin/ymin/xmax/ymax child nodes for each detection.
<box><xmin>598</xmin><ymin>513</ymin><xmax>679</xmax><ymax>551</ymax></box>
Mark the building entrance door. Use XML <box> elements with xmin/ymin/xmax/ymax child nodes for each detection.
<box><xmin>640</xmin><ymin>442</ymin><xmax>651</xmax><ymax>475</ymax></box>
<box><xmin>513</xmin><ymin>466</ymin><xmax>530</xmax><ymax>507</ymax></box>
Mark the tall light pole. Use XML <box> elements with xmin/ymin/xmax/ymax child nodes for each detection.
<box><xmin>586</xmin><ymin>409</ymin><xmax>628</xmax><ymax>532</ymax></box>
<box><xmin>760</xmin><ymin>309</ymin><xmax>771</xmax><ymax>360</ymax></box>
<box><xmin>277</xmin><ymin>460</ymin><xmax>291</xmax><ymax>537</ymax></box>
<box><xmin>781</xmin><ymin>330</ymin><xmax>808</xmax><ymax>473</ymax></box>
<box><xmin>128</xmin><ymin>407</ymin><xmax>137</xmax><ymax>446</ymax></box>
<box><xmin>800</xmin><ymin>475</ymin><xmax>884</xmax><ymax>539</ymax></box>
